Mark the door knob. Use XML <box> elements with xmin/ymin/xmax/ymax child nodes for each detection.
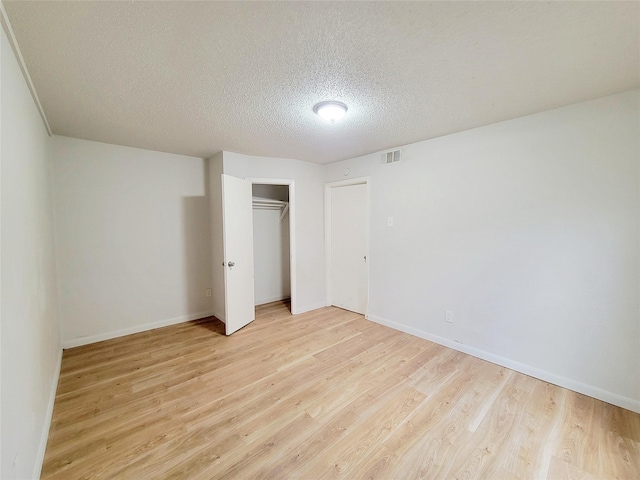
<box><xmin>228</xmin><ymin>261</ymin><xmax>235</xmax><ymax>267</ymax></box>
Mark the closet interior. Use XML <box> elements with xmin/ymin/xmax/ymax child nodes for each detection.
<box><xmin>252</xmin><ymin>184</ymin><xmax>291</xmax><ymax>310</ymax></box>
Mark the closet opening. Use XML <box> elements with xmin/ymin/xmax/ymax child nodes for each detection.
<box><xmin>249</xmin><ymin>179</ymin><xmax>296</xmax><ymax>314</ymax></box>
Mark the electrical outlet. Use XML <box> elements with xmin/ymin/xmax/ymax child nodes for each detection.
<box><xmin>445</xmin><ymin>310</ymin><xmax>453</xmax><ymax>323</ymax></box>
<box><xmin>206</xmin><ymin>289</ymin><xmax>212</xmax><ymax>297</ymax></box>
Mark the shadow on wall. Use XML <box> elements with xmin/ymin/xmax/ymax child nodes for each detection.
<box><xmin>181</xmin><ymin>161</ymin><xmax>212</xmax><ymax>317</ymax></box>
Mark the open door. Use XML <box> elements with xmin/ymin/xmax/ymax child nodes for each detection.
<box><xmin>222</xmin><ymin>174</ymin><xmax>255</xmax><ymax>335</ymax></box>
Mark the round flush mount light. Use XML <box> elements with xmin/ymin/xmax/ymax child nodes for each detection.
<box><xmin>313</xmin><ymin>101</ymin><xmax>348</xmax><ymax>123</ymax></box>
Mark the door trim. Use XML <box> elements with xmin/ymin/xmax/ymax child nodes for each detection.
<box><xmin>325</xmin><ymin>177</ymin><xmax>371</xmax><ymax>318</ymax></box>
<box><xmin>245</xmin><ymin>177</ymin><xmax>298</xmax><ymax>314</ymax></box>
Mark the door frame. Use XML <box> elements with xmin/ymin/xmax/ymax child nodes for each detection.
<box><xmin>246</xmin><ymin>177</ymin><xmax>298</xmax><ymax>314</ymax></box>
<box><xmin>325</xmin><ymin>177</ymin><xmax>371</xmax><ymax>318</ymax></box>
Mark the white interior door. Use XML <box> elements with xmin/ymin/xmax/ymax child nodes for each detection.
<box><xmin>222</xmin><ymin>174</ymin><xmax>255</xmax><ymax>335</ymax></box>
<box><xmin>330</xmin><ymin>183</ymin><xmax>368</xmax><ymax>314</ymax></box>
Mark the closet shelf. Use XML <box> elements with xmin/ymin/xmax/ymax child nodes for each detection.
<box><xmin>252</xmin><ymin>196</ymin><xmax>289</xmax><ymax>223</ymax></box>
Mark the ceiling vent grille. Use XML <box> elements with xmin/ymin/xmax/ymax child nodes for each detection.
<box><xmin>381</xmin><ymin>149</ymin><xmax>401</xmax><ymax>165</ymax></box>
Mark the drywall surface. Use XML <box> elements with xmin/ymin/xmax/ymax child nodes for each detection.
<box><xmin>253</xmin><ymin>207</ymin><xmax>291</xmax><ymax>305</ymax></box>
<box><xmin>223</xmin><ymin>152</ymin><xmax>325</xmax><ymax>313</ymax></box>
<box><xmin>1</xmin><ymin>28</ymin><xmax>61</xmax><ymax>480</ymax></box>
<box><xmin>253</xmin><ymin>183</ymin><xmax>289</xmax><ymax>202</ymax></box>
<box><xmin>52</xmin><ymin>136</ymin><xmax>212</xmax><ymax>346</ymax></box>
<box><xmin>325</xmin><ymin>90</ymin><xmax>640</xmax><ymax>411</ymax></box>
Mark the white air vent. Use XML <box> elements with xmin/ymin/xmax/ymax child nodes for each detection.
<box><xmin>381</xmin><ymin>149</ymin><xmax>401</xmax><ymax>165</ymax></box>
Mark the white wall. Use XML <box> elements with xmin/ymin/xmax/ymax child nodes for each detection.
<box><xmin>325</xmin><ymin>90</ymin><xmax>640</xmax><ymax>412</ymax></box>
<box><xmin>253</xmin><ymin>207</ymin><xmax>290</xmax><ymax>305</ymax></box>
<box><xmin>52</xmin><ymin>136</ymin><xmax>213</xmax><ymax>347</ymax></box>
<box><xmin>253</xmin><ymin>183</ymin><xmax>289</xmax><ymax>202</ymax></box>
<box><xmin>1</xmin><ymin>28</ymin><xmax>61</xmax><ymax>480</ymax></box>
<box><xmin>223</xmin><ymin>152</ymin><xmax>325</xmax><ymax>313</ymax></box>
<box><xmin>208</xmin><ymin>153</ymin><xmax>225</xmax><ymax>321</ymax></box>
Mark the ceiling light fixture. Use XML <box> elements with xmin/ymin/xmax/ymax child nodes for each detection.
<box><xmin>313</xmin><ymin>101</ymin><xmax>348</xmax><ymax>123</ymax></box>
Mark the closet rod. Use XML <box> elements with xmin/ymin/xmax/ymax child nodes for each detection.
<box><xmin>252</xmin><ymin>197</ymin><xmax>287</xmax><ymax>206</ymax></box>
<box><xmin>251</xmin><ymin>197</ymin><xmax>289</xmax><ymax>224</ymax></box>
<box><xmin>252</xmin><ymin>205</ymin><xmax>283</xmax><ymax>211</ymax></box>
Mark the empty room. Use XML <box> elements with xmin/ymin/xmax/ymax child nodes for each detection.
<box><xmin>1</xmin><ymin>1</ymin><xmax>639</xmax><ymax>479</ymax></box>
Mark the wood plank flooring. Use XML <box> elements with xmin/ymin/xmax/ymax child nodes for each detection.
<box><xmin>42</xmin><ymin>301</ymin><xmax>640</xmax><ymax>479</ymax></box>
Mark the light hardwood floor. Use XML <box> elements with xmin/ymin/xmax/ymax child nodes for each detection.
<box><xmin>42</xmin><ymin>301</ymin><xmax>639</xmax><ymax>479</ymax></box>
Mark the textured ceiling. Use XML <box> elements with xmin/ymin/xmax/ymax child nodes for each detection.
<box><xmin>3</xmin><ymin>1</ymin><xmax>639</xmax><ymax>164</ymax></box>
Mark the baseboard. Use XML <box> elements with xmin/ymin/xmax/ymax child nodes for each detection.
<box><xmin>62</xmin><ymin>310</ymin><xmax>216</xmax><ymax>349</ymax></box>
<box><xmin>33</xmin><ymin>347</ymin><xmax>63</xmax><ymax>479</ymax></box>
<box><xmin>367</xmin><ymin>314</ymin><xmax>640</xmax><ymax>414</ymax></box>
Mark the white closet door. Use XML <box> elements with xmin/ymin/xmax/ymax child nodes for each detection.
<box><xmin>330</xmin><ymin>184</ymin><xmax>368</xmax><ymax>314</ymax></box>
<box><xmin>221</xmin><ymin>174</ymin><xmax>255</xmax><ymax>335</ymax></box>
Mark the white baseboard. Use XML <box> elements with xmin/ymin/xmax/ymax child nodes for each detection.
<box><xmin>33</xmin><ymin>347</ymin><xmax>63</xmax><ymax>479</ymax></box>
<box><xmin>62</xmin><ymin>310</ymin><xmax>216</xmax><ymax>349</ymax></box>
<box><xmin>368</xmin><ymin>314</ymin><xmax>640</xmax><ymax>414</ymax></box>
